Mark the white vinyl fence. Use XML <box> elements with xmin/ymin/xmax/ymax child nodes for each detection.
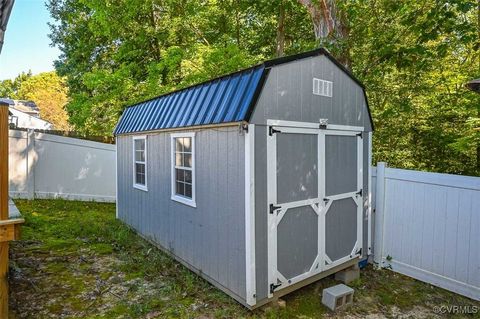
<box><xmin>372</xmin><ymin>163</ymin><xmax>480</xmax><ymax>301</ymax></box>
<box><xmin>9</xmin><ymin>129</ymin><xmax>116</xmax><ymax>202</ymax></box>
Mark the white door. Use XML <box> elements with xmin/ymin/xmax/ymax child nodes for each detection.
<box><xmin>266</xmin><ymin>121</ymin><xmax>363</xmax><ymax>297</ymax></box>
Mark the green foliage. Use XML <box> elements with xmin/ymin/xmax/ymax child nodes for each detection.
<box><xmin>346</xmin><ymin>0</ymin><xmax>480</xmax><ymax>176</ymax></box>
<box><xmin>47</xmin><ymin>0</ymin><xmax>480</xmax><ymax>175</ymax></box>
<box><xmin>16</xmin><ymin>71</ymin><xmax>71</xmax><ymax>130</ymax></box>
<box><xmin>0</xmin><ymin>71</ymin><xmax>33</xmax><ymax>98</ymax></box>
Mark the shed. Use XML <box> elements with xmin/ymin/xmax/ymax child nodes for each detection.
<box><xmin>114</xmin><ymin>48</ymin><xmax>374</xmax><ymax>308</ymax></box>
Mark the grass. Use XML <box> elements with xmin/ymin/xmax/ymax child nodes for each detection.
<box><xmin>8</xmin><ymin>199</ymin><xmax>480</xmax><ymax>319</ymax></box>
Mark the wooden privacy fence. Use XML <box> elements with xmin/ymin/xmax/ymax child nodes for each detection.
<box><xmin>372</xmin><ymin>163</ymin><xmax>480</xmax><ymax>301</ymax></box>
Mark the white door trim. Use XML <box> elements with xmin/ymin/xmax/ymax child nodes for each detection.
<box><xmin>266</xmin><ymin>119</ymin><xmax>364</xmax><ymax>132</ymax></box>
<box><xmin>322</xmin><ymin>131</ymin><xmax>363</xmax><ymax>271</ymax></box>
<box><xmin>244</xmin><ymin>124</ymin><xmax>256</xmax><ymax>306</ymax></box>
<box><xmin>266</xmin><ymin>120</ymin><xmax>364</xmax><ymax>296</ymax></box>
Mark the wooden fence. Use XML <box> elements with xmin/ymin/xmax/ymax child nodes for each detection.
<box><xmin>372</xmin><ymin>163</ymin><xmax>480</xmax><ymax>301</ymax></box>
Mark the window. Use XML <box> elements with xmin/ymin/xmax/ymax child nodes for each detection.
<box><xmin>313</xmin><ymin>78</ymin><xmax>333</xmax><ymax>97</ymax></box>
<box><xmin>171</xmin><ymin>133</ymin><xmax>196</xmax><ymax>207</ymax></box>
<box><xmin>133</xmin><ymin>136</ymin><xmax>147</xmax><ymax>191</ymax></box>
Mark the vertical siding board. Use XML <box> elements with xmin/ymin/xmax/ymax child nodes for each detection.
<box><xmin>467</xmin><ymin>192</ymin><xmax>480</xmax><ymax>287</ymax></box>
<box><xmin>454</xmin><ymin>190</ymin><xmax>472</xmax><ymax>283</ymax></box>
<box><xmin>411</xmin><ymin>183</ymin><xmax>425</xmax><ymax>266</ymax></box>
<box><xmin>444</xmin><ymin>189</ymin><xmax>460</xmax><ymax>279</ymax></box>
<box><xmin>386</xmin><ymin>180</ymin><xmax>399</xmax><ymax>260</ymax></box>
<box><xmin>117</xmin><ymin>128</ymin><xmax>246</xmax><ymax>301</ymax></box>
<box><xmin>420</xmin><ymin>185</ymin><xmax>435</xmax><ymax>271</ymax></box>
<box><xmin>254</xmin><ymin>125</ymin><xmax>268</xmax><ymax>301</ymax></box>
<box><xmin>217</xmin><ymin>131</ymin><xmax>229</xmax><ymax>287</ymax></box>
<box><xmin>432</xmin><ymin>186</ymin><xmax>448</xmax><ymax>275</ymax></box>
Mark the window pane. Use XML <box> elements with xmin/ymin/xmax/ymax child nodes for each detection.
<box><xmin>185</xmin><ymin>184</ymin><xmax>192</xmax><ymax>198</ymax></box>
<box><xmin>176</xmin><ymin>181</ymin><xmax>184</xmax><ymax>196</ymax></box>
<box><xmin>136</xmin><ymin>172</ymin><xmax>145</xmax><ymax>185</ymax></box>
<box><xmin>135</xmin><ymin>139</ymin><xmax>145</xmax><ymax>151</ymax></box>
<box><xmin>176</xmin><ymin>168</ymin><xmax>184</xmax><ymax>182</ymax></box>
<box><xmin>183</xmin><ymin>137</ymin><xmax>191</xmax><ymax>152</ymax></box>
<box><xmin>135</xmin><ymin>150</ymin><xmax>145</xmax><ymax>162</ymax></box>
<box><xmin>175</xmin><ymin>153</ymin><xmax>183</xmax><ymax>166</ymax></box>
<box><xmin>176</xmin><ymin>138</ymin><xmax>183</xmax><ymax>152</ymax></box>
<box><xmin>184</xmin><ymin>170</ymin><xmax>192</xmax><ymax>183</ymax></box>
<box><xmin>184</xmin><ymin>154</ymin><xmax>192</xmax><ymax>168</ymax></box>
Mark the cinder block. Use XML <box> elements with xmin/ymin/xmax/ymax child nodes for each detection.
<box><xmin>335</xmin><ymin>266</ymin><xmax>360</xmax><ymax>284</ymax></box>
<box><xmin>322</xmin><ymin>284</ymin><xmax>354</xmax><ymax>311</ymax></box>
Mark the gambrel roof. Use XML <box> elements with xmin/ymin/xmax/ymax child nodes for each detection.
<box><xmin>114</xmin><ymin>48</ymin><xmax>373</xmax><ymax>135</ymax></box>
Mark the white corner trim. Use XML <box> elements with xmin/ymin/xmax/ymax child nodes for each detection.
<box><xmin>170</xmin><ymin>132</ymin><xmax>196</xmax><ymax>208</ymax></box>
<box><xmin>367</xmin><ymin>132</ymin><xmax>372</xmax><ymax>255</ymax></box>
<box><xmin>245</xmin><ymin>124</ymin><xmax>256</xmax><ymax>306</ymax></box>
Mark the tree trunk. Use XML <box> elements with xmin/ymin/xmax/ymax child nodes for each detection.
<box><xmin>297</xmin><ymin>0</ymin><xmax>351</xmax><ymax>67</ymax></box>
<box><xmin>276</xmin><ymin>2</ymin><xmax>286</xmax><ymax>57</ymax></box>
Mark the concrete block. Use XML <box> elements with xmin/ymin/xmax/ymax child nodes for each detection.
<box><xmin>322</xmin><ymin>284</ymin><xmax>354</xmax><ymax>311</ymax></box>
<box><xmin>277</xmin><ymin>298</ymin><xmax>286</xmax><ymax>308</ymax></box>
<box><xmin>335</xmin><ymin>266</ymin><xmax>360</xmax><ymax>284</ymax></box>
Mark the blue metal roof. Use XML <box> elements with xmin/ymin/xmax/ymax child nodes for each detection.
<box><xmin>114</xmin><ymin>65</ymin><xmax>266</xmax><ymax>135</ymax></box>
<box><xmin>114</xmin><ymin>48</ymin><xmax>374</xmax><ymax>135</ymax></box>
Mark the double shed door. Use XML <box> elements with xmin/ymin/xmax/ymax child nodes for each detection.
<box><xmin>266</xmin><ymin>120</ymin><xmax>363</xmax><ymax>297</ymax></box>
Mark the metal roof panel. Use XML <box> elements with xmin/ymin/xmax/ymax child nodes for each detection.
<box><xmin>114</xmin><ymin>66</ymin><xmax>265</xmax><ymax>135</ymax></box>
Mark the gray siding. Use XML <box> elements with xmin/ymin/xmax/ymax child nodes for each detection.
<box><xmin>117</xmin><ymin>127</ymin><xmax>247</xmax><ymax>302</ymax></box>
<box><xmin>250</xmin><ymin>55</ymin><xmax>372</xmax><ymax>132</ymax></box>
<box><xmin>252</xmin><ymin>55</ymin><xmax>372</xmax><ymax>302</ymax></box>
<box><xmin>254</xmin><ymin>125</ymin><xmax>269</xmax><ymax>301</ymax></box>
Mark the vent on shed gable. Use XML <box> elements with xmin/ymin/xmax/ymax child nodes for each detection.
<box><xmin>313</xmin><ymin>78</ymin><xmax>333</xmax><ymax>97</ymax></box>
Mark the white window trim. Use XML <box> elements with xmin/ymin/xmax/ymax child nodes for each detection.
<box><xmin>133</xmin><ymin>135</ymin><xmax>148</xmax><ymax>192</ymax></box>
<box><xmin>170</xmin><ymin>132</ymin><xmax>196</xmax><ymax>207</ymax></box>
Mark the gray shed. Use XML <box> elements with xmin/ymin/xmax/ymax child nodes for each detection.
<box><xmin>114</xmin><ymin>48</ymin><xmax>374</xmax><ymax>308</ymax></box>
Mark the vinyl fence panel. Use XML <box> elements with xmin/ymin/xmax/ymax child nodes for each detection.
<box><xmin>373</xmin><ymin>163</ymin><xmax>480</xmax><ymax>301</ymax></box>
<box><xmin>9</xmin><ymin>129</ymin><xmax>116</xmax><ymax>202</ymax></box>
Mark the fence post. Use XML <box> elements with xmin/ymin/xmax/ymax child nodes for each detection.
<box><xmin>0</xmin><ymin>102</ymin><xmax>9</xmax><ymax>316</ymax></box>
<box><xmin>26</xmin><ymin>129</ymin><xmax>35</xmax><ymax>200</ymax></box>
<box><xmin>373</xmin><ymin>162</ymin><xmax>387</xmax><ymax>268</ymax></box>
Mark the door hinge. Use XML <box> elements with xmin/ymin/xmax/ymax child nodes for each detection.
<box><xmin>269</xmin><ymin>204</ymin><xmax>281</xmax><ymax>214</ymax></box>
<box><xmin>270</xmin><ymin>283</ymin><xmax>282</xmax><ymax>294</ymax></box>
<box><xmin>356</xmin><ymin>189</ymin><xmax>363</xmax><ymax>197</ymax></box>
<box><xmin>357</xmin><ymin>132</ymin><xmax>363</xmax><ymax>138</ymax></box>
<box><xmin>269</xmin><ymin>126</ymin><xmax>281</xmax><ymax>136</ymax></box>
<box><xmin>350</xmin><ymin>248</ymin><xmax>362</xmax><ymax>257</ymax></box>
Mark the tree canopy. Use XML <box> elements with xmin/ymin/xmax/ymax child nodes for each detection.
<box><xmin>47</xmin><ymin>0</ymin><xmax>480</xmax><ymax>176</ymax></box>
<box><xmin>0</xmin><ymin>71</ymin><xmax>70</xmax><ymax>130</ymax></box>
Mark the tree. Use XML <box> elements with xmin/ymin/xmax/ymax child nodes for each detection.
<box><xmin>0</xmin><ymin>71</ymin><xmax>33</xmax><ymax>98</ymax></box>
<box><xmin>297</xmin><ymin>0</ymin><xmax>350</xmax><ymax>65</ymax></box>
<box><xmin>16</xmin><ymin>72</ymin><xmax>70</xmax><ymax>130</ymax></box>
<box><xmin>47</xmin><ymin>0</ymin><xmax>480</xmax><ymax>175</ymax></box>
